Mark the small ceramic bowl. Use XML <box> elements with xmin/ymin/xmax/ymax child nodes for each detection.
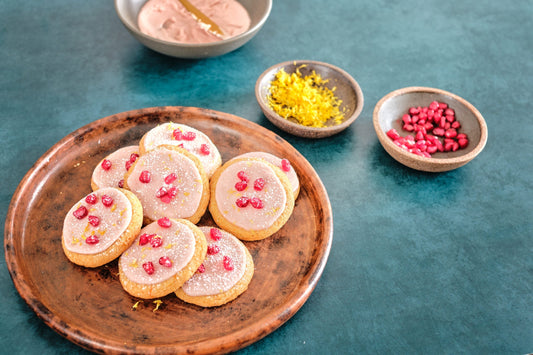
<box><xmin>255</xmin><ymin>60</ymin><xmax>364</xmax><ymax>139</ymax></box>
<box><xmin>114</xmin><ymin>0</ymin><xmax>272</xmax><ymax>59</ymax></box>
<box><xmin>373</xmin><ymin>86</ymin><xmax>488</xmax><ymax>172</ymax></box>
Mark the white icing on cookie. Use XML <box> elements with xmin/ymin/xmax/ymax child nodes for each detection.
<box><xmin>62</xmin><ymin>188</ymin><xmax>133</xmax><ymax>254</ymax></box>
<box><xmin>214</xmin><ymin>160</ymin><xmax>287</xmax><ymax>230</ymax></box>
<box><xmin>181</xmin><ymin>227</ymin><xmax>246</xmax><ymax>296</ymax></box>
<box><xmin>119</xmin><ymin>219</ymin><xmax>196</xmax><ymax>285</ymax></box>
<box><xmin>126</xmin><ymin>146</ymin><xmax>204</xmax><ymax>221</ymax></box>
<box><xmin>141</xmin><ymin>123</ymin><xmax>221</xmax><ymax>177</ymax></box>
<box><xmin>233</xmin><ymin>152</ymin><xmax>299</xmax><ymax>197</ymax></box>
<box><xmin>91</xmin><ymin>146</ymin><xmax>139</xmax><ymax>189</ymax></box>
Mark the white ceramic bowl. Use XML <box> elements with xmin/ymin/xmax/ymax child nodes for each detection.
<box><xmin>115</xmin><ymin>0</ymin><xmax>272</xmax><ymax>59</ymax></box>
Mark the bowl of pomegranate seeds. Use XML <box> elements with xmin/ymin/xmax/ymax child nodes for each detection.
<box><xmin>373</xmin><ymin>86</ymin><xmax>488</xmax><ymax>172</ymax></box>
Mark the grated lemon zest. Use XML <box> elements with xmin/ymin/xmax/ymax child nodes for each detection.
<box><xmin>267</xmin><ymin>66</ymin><xmax>345</xmax><ymax>128</ymax></box>
<box><xmin>153</xmin><ymin>299</ymin><xmax>163</xmax><ymax>312</ymax></box>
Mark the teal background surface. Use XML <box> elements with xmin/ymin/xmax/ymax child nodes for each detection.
<box><xmin>1</xmin><ymin>0</ymin><xmax>532</xmax><ymax>353</ymax></box>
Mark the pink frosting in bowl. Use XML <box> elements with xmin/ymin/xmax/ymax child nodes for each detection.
<box><xmin>114</xmin><ymin>0</ymin><xmax>272</xmax><ymax>58</ymax></box>
<box><xmin>138</xmin><ymin>0</ymin><xmax>251</xmax><ymax>44</ymax></box>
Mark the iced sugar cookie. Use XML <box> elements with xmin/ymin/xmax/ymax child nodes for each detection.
<box><xmin>209</xmin><ymin>157</ymin><xmax>295</xmax><ymax>241</ymax></box>
<box><xmin>176</xmin><ymin>226</ymin><xmax>254</xmax><ymax>307</ymax></box>
<box><xmin>139</xmin><ymin>122</ymin><xmax>221</xmax><ymax>177</ymax></box>
<box><xmin>124</xmin><ymin>145</ymin><xmax>209</xmax><ymax>224</ymax></box>
<box><xmin>91</xmin><ymin>146</ymin><xmax>140</xmax><ymax>190</ymax></box>
<box><xmin>62</xmin><ymin>187</ymin><xmax>143</xmax><ymax>268</ymax></box>
<box><xmin>118</xmin><ymin>218</ymin><xmax>207</xmax><ymax>299</ymax></box>
<box><xmin>232</xmin><ymin>152</ymin><xmax>300</xmax><ymax>199</ymax></box>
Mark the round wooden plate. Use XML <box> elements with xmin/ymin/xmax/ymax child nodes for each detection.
<box><xmin>4</xmin><ymin>107</ymin><xmax>333</xmax><ymax>354</ymax></box>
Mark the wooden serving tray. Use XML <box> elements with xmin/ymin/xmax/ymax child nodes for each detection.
<box><xmin>4</xmin><ymin>106</ymin><xmax>333</xmax><ymax>354</ymax></box>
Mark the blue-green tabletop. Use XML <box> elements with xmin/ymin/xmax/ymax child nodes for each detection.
<box><xmin>1</xmin><ymin>1</ymin><xmax>532</xmax><ymax>354</ymax></box>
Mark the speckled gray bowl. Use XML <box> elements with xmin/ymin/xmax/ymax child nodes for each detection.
<box><xmin>114</xmin><ymin>0</ymin><xmax>272</xmax><ymax>59</ymax></box>
<box><xmin>373</xmin><ymin>86</ymin><xmax>488</xmax><ymax>172</ymax></box>
<box><xmin>255</xmin><ymin>60</ymin><xmax>364</xmax><ymax>139</ymax></box>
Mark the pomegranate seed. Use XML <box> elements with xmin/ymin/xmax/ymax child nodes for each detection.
<box><xmin>160</xmin><ymin>195</ymin><xmax>172</xmax><ymax>204</ymax></box>
<box><xmin>254</xmin><ymin>178</ymin><xmax>265</xmax><ymax>191</ymax></box>
<box><xmin>207</xmin><ymin>244</ymin><xmax>220</xmax><ymax>255</ymax></box>
<box><xmin>452</xmin><ymin>142</ymin><xmax>459</xmax><ymax>151</ymax></box>
<box><xmin>164</xmin><ymin>173</ymin><xmax>177</xmax><ymax>184</ymax></box>
<box><xmin>386</xmin><ymin>129</ymin><xmax>401</xmax><ymax>140</ymax></box>
<box><xmin>235</xmin><ymin>181</ymin><xmax>247</xmax><ymax>191</ymax></box>
<box><xmin>445</xmin><ymin>129</ymin><xmax>458</xmax><ymax>138</ymax></box>
<box><xmin>101</xmin><ymin>195</ymin><xmax>113</xmax><ymax>207</ymax></box>
<box><xmin>167</xmin><ymin>186</ymin><xmax>178</xmax><ymax>198</ymax></box>
<box><xmin>444</xmin><ymin>141</ymin><xmax>454</xmax><ymax>152</ymax></box>
<box><xmin>415</xmin><ymin>140</ymin><xmax>427</xmax><ymax>151</ymax></box>
<box><xmin>429</xmin><ymin>101</ymin><xmax>440</xmax><ymax>111</ymax></box>
<box><xmin>427</xmin><ymin>145</ymin><xmax>438</xmax><ymax>154</ymax></box>
<box><xmin>142</xmin><ymin>262</ymin><xmax>155</xmax><ymax>275</ymax></box>
<box><xmin>159</xmin><ymin>256</ymin><xmax>173</xmax><ymax>267</ymax></box>
<box><xmin>73</xmin><ymin>206</ymin><xmax>88</xmax><ymax>219</ymax></box>
<box><xmin>456</xmin><ymin>133</ymin><xmax>468</xmax><ymax>140</ymax></box>
<box><xmin>250</xmin><ymin>197</ymin><xmax>264</xmax><ymax>209</ymax></box>
<box><xmin>281</xmin><ymin>159</ymin><xmax>291</xmax><ymax>172</ymax></box>
<box><xmin>415</xmin><ymin>131</ymin><xmax>425</xmax><ymax>141</ymax></box>
<box><xmin>150</xmin><ymin>236</ymin><xmax>163</xmax><ymax>248</ymax></box>
<box><xmin>439</xmin><ymin>102</ymin><xmax>448</xmax><ymax>109</ymax></box>
<box><xmin>85</xmin><ymin>194</ymin><xmax>98</xmax><ymax>204</ymax></box>
<box><xmin>444</xmin><ymin>108</ymin><xmax>455</xmax><ymax>116</ymax></box>
<box><xmin>435</xmin><ymin>139</ymin><xmax>444</xmax><ymax>152</ymax></box>
<box><xmin>210</xmin><ymin>228</ymin><xmax>222</xmax><ymax>241</ymax></box>
<box><xmin>183</xmin><ymin>131</ymin><xmax>196</xmax><ymax>141</ymax></box>
<box><xmin>403</xmin><ymin>124</ymin><xmax>414</xmax><ymax>132</ymax></box>
<box><xmin>196</xmin><ymin>264</ymin><xmax>206</xmax><ymax>273</ymax></box>
<box><xmin>139</xmin><ymin>233</ymin><xmax>154</xmax><ymax>246</ymax></box>
<box><xmin>433</xmin><ymin>127</ymin><xmax>445</xmax><ymax>136</ymax></box>
<box><xmin>223</xmin><ymin>256</ymin><xmax>234</xmax><ymax>271</ymax></box>
<box><xmin>402</xmin><ymin>114</ymin><xmax>412</xmax><ymax>125</ymax></box>
<box><xmin>237</xmin><ymin>171</ymin><xmax>249</xmax><ymax>182</ymax></box>
<box><xmin>139</xmin><ymin>170</ymin><xmax>151</xmax><ymax>183</ymax></box>
<box><xmin>236</xmin><ymin>196</ymin><xmax>250</xmax><ymax>208</ymax></box>
<box><xmin>172</xmin><ymin>129</ymin><xmax>183</xmax><ymax>140</ymax></box>
<box><xmin>427</xmin><ymin>109</ymin><xmax>435</xmax><ymax>118</ymax></box>
<box><xmin>458</xmin><ymin>138</ymin><xmax>469</xmax><ymax>148</ymax></box>
<box><xmin>130</xmin><ymin>153</ymin><xmax>139</xmax><ymax>162</ymax></box>
<box><xmin>200</xmin><ymin>144</ymin><xmax>210</xmax><ymax>155</ymax></box>
<box><xmin>451</xmin><ymin>121</ymin><xmax>461</xmax><ymax>129</ymax></box>
<box><xmin>101</xmin><ymin>159</ymin><xmax>112</xmax><ymax>171</ymax></box>
<box><xmin>118</xmin><ymin>179</ymin><xmax>124</xmax><ymax>188</ymax></box>
<box><xmin>88</xmin><ymin>215</ymin><xmax>100</xmax><ymax>227</ymax></box>
<box><xmin>446</xmin><ymin>114</ymin><xmax>455</xmax><ymax>123</ymax></box>
<box><xmin>86</xmin><ymin>235</ymin><xmax>99</xmax><ymax>244</ymax></box>
<box><xmin>156</xmin><ymin>186</ymin><xmax>168</xmax><ymax>198</ymax></box>
<box><xmin>409</xmin><ymin>107</ymin><xmax>419</xmax><ymax>115</ymax></box>
<box><xmin>158</xmin><ymin>217</ymin><xmax>172</xmax><ymax>228</ymax></box>
<box><xmin>411</xmin><ymin>115</ymin><xmax>419</xmax><ymax>124</ymax></box>
<box><xmin>125</xmin><ymin>160</ymin><xmax>133</xmax><ymax>171</ymax></box>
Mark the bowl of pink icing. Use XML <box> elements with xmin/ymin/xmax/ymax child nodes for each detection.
<box><xmin>115</xmin><ymin>0</ymin><xmax>272</xmax><ymax>58</ymax></box>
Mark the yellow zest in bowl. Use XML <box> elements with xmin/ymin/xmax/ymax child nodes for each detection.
<box><xmin>267</xmin><ymin>65</ymin><xmax>345</xmax><ymax>128</ymax></box>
